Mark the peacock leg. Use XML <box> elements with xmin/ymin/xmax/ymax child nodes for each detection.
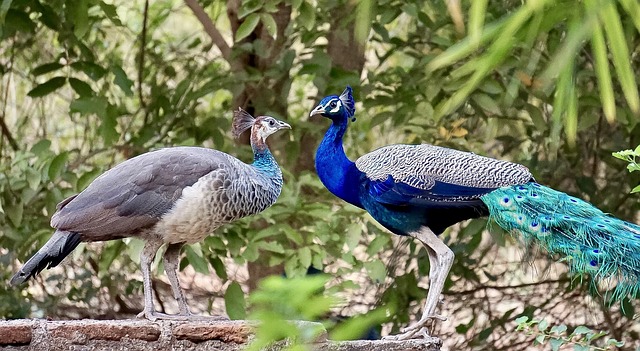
<box><xmin>385</xmin><ymin>226</ymin><xmax>453</xmax><ymax>340</ymax></box>
<box><xmin>163</xmin><ymin>243</ymin><xmax>191</xmax><ymax>316</ymax></box>
<box><xmin>136</xmin><ymin>239</ymin><xmax>163</xmax><ymax>321</ymax></box>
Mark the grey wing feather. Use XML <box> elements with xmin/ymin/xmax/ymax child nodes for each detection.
<box><xmin>51</xmin><ymin>146</ymin><xmax>240</xmax><ymax>240</ymax></box>
<box><xmin>355</xmin><ymin>144</ymin><xmax>532</xmax><ymax>189</ymax></box>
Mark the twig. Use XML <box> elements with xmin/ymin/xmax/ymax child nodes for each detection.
<box><xmin>138</xmin><ymin>0</ymin><xmax>149</xmax><ymax>125</ymax></box>
<box><xmin>0</xmin><ymin>37</ymin><xmax>18</xmax><ymax>152</ymax></box>
<box><xmin>183</xmin><ymin>0</ymin><xmax>231</xmax><ymax>61</ymax></box>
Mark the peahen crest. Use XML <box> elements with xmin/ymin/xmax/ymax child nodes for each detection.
<box><xmin>232</xmin><ymin>108</ymin><xmax>255</xmax><ymax>138</ymax></box>
<box><xmin>482</xmin><ymin>182</ymin><xmax>640</xmax><ymax>301</ymax></box>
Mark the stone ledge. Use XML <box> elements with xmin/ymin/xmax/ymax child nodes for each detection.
<box><xmin>0</xmin><ymin>319</ymin><xmax>441</xmax><ymax>351</ymax></box>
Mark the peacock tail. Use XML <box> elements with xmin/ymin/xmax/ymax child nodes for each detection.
<box><xmin>482</xmin><ymin>182</ymin><xmax>640</xmax><ymax>300</ymax></box>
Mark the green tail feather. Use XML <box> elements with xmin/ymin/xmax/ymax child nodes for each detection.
<box><xmin>481</xmin><ymin>182</ymin><xmax>640</xmax><ymax>300</ymax></box>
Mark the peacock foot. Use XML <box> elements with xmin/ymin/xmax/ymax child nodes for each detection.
<box><xmin>382</xmin><ymin>314</ymin><xmax>447</xmax><ymax>340</ymax></box>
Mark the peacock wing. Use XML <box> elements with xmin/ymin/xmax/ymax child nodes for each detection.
<box><xmin>51</xmin><ymin>146</ymin><xmax>238</xmax><ymax>240</ymax></box>
<box><xmin>355</xmin><ymin>144</ymin><xmax>533</xmax><ymax>206</ymax></box>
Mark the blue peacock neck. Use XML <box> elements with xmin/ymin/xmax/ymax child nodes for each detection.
<box><xmin>252</xmin><ymin>142</ymin><xmax>283</xmax><ymax>187</ymax></box>
<box><xmin>315</xmin><ymin>117</ymin><xmax>363</xmax><ymax>208</ymax></box>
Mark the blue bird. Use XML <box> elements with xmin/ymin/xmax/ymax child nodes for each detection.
<box><xmin>310</xmin><ymin>86</ymin><xmax>640</xmax><ymax>340</ymax></box>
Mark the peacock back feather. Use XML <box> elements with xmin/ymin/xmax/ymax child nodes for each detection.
<box><xmin>482</xmin><ymin>182</ymin><xmax>640</xmax><ymax>300</ymax></box>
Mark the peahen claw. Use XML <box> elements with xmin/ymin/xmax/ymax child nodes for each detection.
<box><xmin>383</xmin><ymin>314</ymin><xmax>447</xmax><ymax>340</ymax></box>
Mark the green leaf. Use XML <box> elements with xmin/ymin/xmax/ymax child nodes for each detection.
<box><xmin>600</xmin><ymin>1</ymin><xmax>640</xmax><ymax>115</ymax></box>
<box><xmin>6</xmin><ymin>200</ymin><xmax>23</xmax><ymax>227</ymax></box>
<box><xmin>572</xmin><ymin>325</ymin><xmax>591</xmax><ymax>335</ymax></box>
<box><xmin>298</xmin><ymin>1</ymin><xmax>315</xmax><ymax>31</ymax></box>
<box><xmin>260</xmin><ymin>13</ymin><xmax>277</xmax><ymax>39</ymax></box>
<box><xmin>209</xmin><ymin>255</ymin><xmax>228</xmax><ymax>280</ymax></box>
<box><xmin>471</xmin><ymin>93</ymin><xmax>501</xmax><ymax>114</ymax></box>
<box><xmin>534</xmin><ymin>334</ymin><xmax>545</xmax><ymax>344</ymax></box>
<box><xmin>514</xmin><ymin>316</ymin><xmax>529</xmax><ymax>325</ymax></box>
<box><xmin>111</xmin><ymin>65</ymin><xmax>133</xmax><ymax>96</ymax></box>
<box><xmin>585</xmin><ymin>6</ymin><xmax>615</xmax><ymax>123</ymax></box>
<box><xmin>70</xmin><ymin>96</ymin><xmax>108</xmax><ymax>116</ymax></box>
<box><xmin>235</xmin><ymin>13</ymin><xmax>260</xmax><ymax>42</ymax></box>
<box><xmin>537</xmin><ymin>319</ymin><xmax>548</xmax><ymax>332</ymax></box>
<box><xmin>549</xmin><ymin>338</ymin><xmax>564</xmax><ymax>351</ymax></box>
<box><xmin>48</xmin><ymin>153</ymin><xmax>68</xmax><ymax>180</ymax></box>
<box><xmin>550</xmin><ymin>324</ymin><xmax>567</xmax><ymax>334</ymax></box>
<box><xmin>31</xmin><ymin>62</ymin><xmax>64</xmax><ymax>76</ymax></box>
<box><xmin>77</xmin><ymin>168</ymin><xmax>101</xmax><ymax>190</ymax></box>
<box><xmin>30</xmin><ymin>139</ymin><xmax>51</xmax><ymax>156</ymax></box>
<box><xmin>71</xmin><ymin>0</ymin><xmax>89</xmax><ymax>38</ymax></box>
<box><xmin>27</xmin><ymin>77</ymin><xmax>66</xmax><ymax>97</ymax></box>
<box><xmin>68</xmin><ymin>78</ymin><xmax>94</xmax><ymax>97</ymax></box>
<box><xmin>70</xmin><ymin>61</ymin><xmax>107</xmax><ymax>81</ymax></box>
<box><xmin>184</xmin><ymin>245</ymin><xmax>209</xmax><ymax>274</ymax></box>
<box><xmin>298</xmin><ymin>246</ymin><xmax>311</xmax><ymax>268</ymax></box>
<box><xmin>25</xmin><ymin>168</ymin><xmax>41</xmax><ymax>190</ymax></box>
<box><xmin>631</xmin><ymin>185</ymin><xmax>640</xmax><ymax>193</ymax></box>
<box><xmin>225</xmin><ymin>281</ymin><xmax>247</xmax><ymax>320</ymax></box>
<box><xmin>468</xmin><ymin>0</ymin><xmax>488</xmax><ymax>46</ymax></box>
<box><xmin>364</xmin><ymin>260</ymin><xmax>386</xmax><ymax>283</ymax></box>
<box><xmin>99</xmin><ymin>1</ymin><xmax>122</xmax><ymax>26</ymax></box>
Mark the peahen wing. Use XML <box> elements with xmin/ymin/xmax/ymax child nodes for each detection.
<box><xmin>355</xmin><ymin>144</ymin><xmax>533</xmax><ymax>207</ymax></box>
<box><xmin>51</xmin><ymin>146</ymin><xmax>242</xmax><ymax>240</ymax></box>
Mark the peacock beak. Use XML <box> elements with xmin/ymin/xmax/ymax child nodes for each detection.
<box><xmin>309</xmin><ymin>105</ymin><xmax>325</xmax><ymax>117</ymax></box>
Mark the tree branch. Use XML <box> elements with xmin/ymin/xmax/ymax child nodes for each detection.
<box><xmin>0</xmin><ymin>38</ymin><xmax>18</xmax><ymax>152</ymax></box>
<box><xmin>184</xmin><ymin>0</ymin><xmax>231</xmax><ymax>61</ymax></box>
<box><xmin>138</xmin><ymin>0</ymin><xmax>149</xmax><ymax>125</ymax></box>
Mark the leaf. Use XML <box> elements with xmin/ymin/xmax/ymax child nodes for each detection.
<box><xmin>25</xmin><ymin>168</ymin><xmax>41</xmax><ymax>190</ymax></box>
<box><xmin>298</xmin><ymin>246</ymin><xmax>311</xmax><ymax>268</ymax></box>
<box><xmin>70</xmin><ymin>96</ymin><xmax>108</xmax><ymax>116</ymax></box>
<box><xmin>550</xmin><ymin>324</ymin><xmax>567</xmax><ymax>335</ymax></box>
<box><xmin>99</xmin><ymin>1</ymin><xmax>122</xmax><ymax>26</ymax></box>
<box><xmin>111</xmin><ymin>65</ymin><xmax>133</xmax><ymax>96</ymax></box>
<box><xmin>209</xmin><ymin>255</ymin><xmax>228</xmax><ymax>280</ymax></box>
<box><xmin>631</xmin><ymin>185</ymin><xmax>640</xmax><ymax>193</ymax></box>
<box><xmin>48</xmin><ymin>153</ymin><xmax>68</xmax><ymax>180</ymax></box>
<box><xmin>534</xmin><ymin>334</ymin><xmax>545</xmax><ymax>344</ymax></box>
<box><xmin>537</xmin><ymin>319</ymin><xmax>548</xmax><ymax>332</ymax></box>
<box><xmin>572</xmin><ymin>325</ymin><xmax>591</xmax><ymax>335</ymax></box>
<box><xmin>364</xmin><ymin>260</ymin><xmax>386</xmax><ymax>283</ymax></box>
<box><xmin>225</xmin><ymin>281</ymin><xmax>247</xmax><ymax>320</ymax></box>
<box><xmin>514</xmin><ymin>316</ymin><xmax>529</xmax><ymax>325</ymax></box>
<box><xmin>30</xmin><ymin>139</ymin><xmax>51</xmax><ymax>156</ymax></box>
<box><xmin>71</xmin><ymin>0</ymin><xmax>89</xmax><ymax>38</ymax></box>
<box><xmin>600</xmin><ymin>1</ymin><xmax>640</xmax><ymax>115</ymax></box>
<box><xmin>184</xmin><ymin>245</ymin><xmax>209</xmax><ymax>274</ymax></box>
<box><xmin>260</xmin><ymin>13</ymin><xmax>277</xmax><ymax>39</ymax></box>
<box><xmin>77</xmin><ymin>168</ymin><xmax>101</xmax><ymax>190</ymax></box>
<box><xmin>468</xmin><ymin>0</ymin><xmax>488</xmax><ymax>46</ymax></box>
<box><xmin>27</xmin><ymin>76</ymin><xmax>66</xmax><ymax>97</ymax></box>
<box><xmin>586</xmin><ymin>9</ymin><xmax>615</xmax><ymax>123</ymax></box>
<box><xmin>68</xmin><ymin>78</ymin><xmax>94</xmax><ymax>97</ymax></box>
<box><xmin>6</xmin><ymin>200</ymin><xmax>23</xmax><ymax>227</ymax></box>
<box><xmin>235</xmin><ymin>13</ymin><xmax>260</xmax><ymax>42</ymax></box>
<box><xmin>472</xmin><ymin>93</ymin><xmax>501</xmax><ymax>114</ymax></box>
<box><xmin>70</xmin><ymin>61</ymin><xmax>107</xmax><ymax>81</ymax></box>
<box><xmin>31</xmin><ymin>62</ymin><xmax>64</xmax><ymax>76</ymax></box>
<box><xmin>549</xmin><ymin>338</ymin><xmax>564</xmax><ymax>351</ymax></box>
<box><xmin>298</xmin><ymin>1</ymin><xmax>315</xmax><ymax>31</ymax></box>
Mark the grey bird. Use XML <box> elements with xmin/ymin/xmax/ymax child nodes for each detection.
<box><xmin>10</xmin><ymin>108</ymin><xmax>291</xmax><ymax>320</ymax></box>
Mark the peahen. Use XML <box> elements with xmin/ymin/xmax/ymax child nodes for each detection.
<box><xmin>10</xmin><ymin>108</ymin><xmax>290</xmax><ymax>320</ymax></box>
<box><xmin>310</xmin><ymin>86</ymin><xmax>640</xmax><ymax>340</ymax></box>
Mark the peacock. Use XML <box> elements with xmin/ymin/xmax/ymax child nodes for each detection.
<box><xmin>310</xmin><ymin>86</ymin><xmax>640</xmax><ymax>340</ymax></box>
<box><xmin>10</xmin><ymin>108</ymin><xmax>291</xmax><ymax>320</ymax></box>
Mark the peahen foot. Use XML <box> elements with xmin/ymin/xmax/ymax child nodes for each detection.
<box><xmin>383</xmin><ymin>314</ymin><xmax>447</xmax><ymax>340</ymax></box>
<box><xmin>136</xmin><ymin>309</ymin><xmax>229</xmax><ymax>321</ymax></box>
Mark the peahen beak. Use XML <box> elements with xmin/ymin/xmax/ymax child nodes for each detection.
<box><xmin>309</xmin><ymin>105</ymin><xmax>325</xmax><ymax>117</ymax></box>
<box><xmin>278</xmin><ymin>121</ymin><xmax>292</xmax><ymax>130</ymax></box>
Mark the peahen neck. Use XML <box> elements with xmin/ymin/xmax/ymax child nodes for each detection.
<box><xmin>315</xmin><ymin>118</ymin><xmax>363</xmax><ymax>208</ymax></box>
<box><xmin>251</xmin><ymin>142</ymin><xmax>283</xmax><ymax>187</ymax></box>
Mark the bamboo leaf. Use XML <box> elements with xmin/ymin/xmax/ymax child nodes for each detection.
<box><xmin>585</xmin><ymin>0</ymin><xmax>615</xmax><ymax>123</ymax></box>
<box><xmin>468</xmin><ymin>0</ymin><xmax>488</xmax><ymax>46</ymax></box>
<box><xmin>600</xmin><ymin>1</ymin><xmax>640</xmax><ymax>115</ymax></box>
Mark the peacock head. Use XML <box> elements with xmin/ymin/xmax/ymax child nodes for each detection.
<box><xmin>309</xmin><ymin>86</ymin><xmax>356</xmax><ymax>123</ymax></box>
<box><xmin>232</xmin><ymin>108</ymin><xmax>291</xmax><ymax>143</ymax></box>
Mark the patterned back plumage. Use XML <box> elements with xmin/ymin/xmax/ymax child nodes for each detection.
<box><xmin>356</xmin><ymin>144</ymin><xmax>532</xmax><ymax>190</ymax></box>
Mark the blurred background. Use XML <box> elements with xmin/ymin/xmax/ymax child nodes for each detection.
<box><xmin>1</xmin><ymin>0</ymin><xmax>639</xmax><ymax>349</ymax></box>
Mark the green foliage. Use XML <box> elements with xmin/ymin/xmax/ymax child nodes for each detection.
<box><xmin>613</xmin><ymin>146</ymin><xmax>640</xmax><ymax>193</ymax></box>
<box><xmin>515</xmin><ymin>316</ymin><xmax>625</xmax><ymax>351</ymax></box>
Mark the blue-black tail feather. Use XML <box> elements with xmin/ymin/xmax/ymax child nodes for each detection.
<box><xmin>10</xmin><ymin>230</ymin><xmax>82</xmax><ymax>286</ymax></box>
<box><xmin>481</xmin><ymin>182</ymin><xmax>640</xmax><ymax>300</ymax></box>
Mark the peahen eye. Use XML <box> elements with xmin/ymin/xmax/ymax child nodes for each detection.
<box><xmin>269</xmin><ymin>119</ymin><xmax>275</xmax><ymax>126</ymax></box>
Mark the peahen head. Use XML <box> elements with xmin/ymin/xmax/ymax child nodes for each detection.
<box><xmin>309</xmin><ymin>86</ymin><xmax>356</xmax><ymax>123</ymax></box>
<box><xmin>232</xmin><ymin>108</ymin><xmax>291</xmax><ymax>144</ymax></box>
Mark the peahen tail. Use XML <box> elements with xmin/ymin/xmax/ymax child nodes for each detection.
<box><xmin>481</xmin><ymin>182</ymin><xmax>640</xmax><ymax>300</ymax></box>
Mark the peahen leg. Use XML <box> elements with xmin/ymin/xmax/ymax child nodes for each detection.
<box><xmin>385</xmin><ymin>226</ymin><xmax>453</xmax><ymax>340</ymax></box>
<box><xmin>163</xmin><ymin>243</ymin><xmax>191</xmax><ymax>316</ymax></box>
<box><xmin>136</xmin><ymin>239</ymin><xmax>163</xmax><ymax>321</ymax></box>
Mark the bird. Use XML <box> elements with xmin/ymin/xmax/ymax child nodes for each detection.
<box><xmin>10</xmin><ymin>108</ymin><xmax>291</xmax><ymax>320</ymax></box>
<box><xmin>310</xmin><ymin>86</ymin><xmax>640</xmax><ymax>340</ymax></box>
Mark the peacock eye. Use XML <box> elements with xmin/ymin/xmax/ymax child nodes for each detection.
<box><xmin>329</xmin><ymin>101</ymin><xmax>337</xmax><ymax>108</ymax></box>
